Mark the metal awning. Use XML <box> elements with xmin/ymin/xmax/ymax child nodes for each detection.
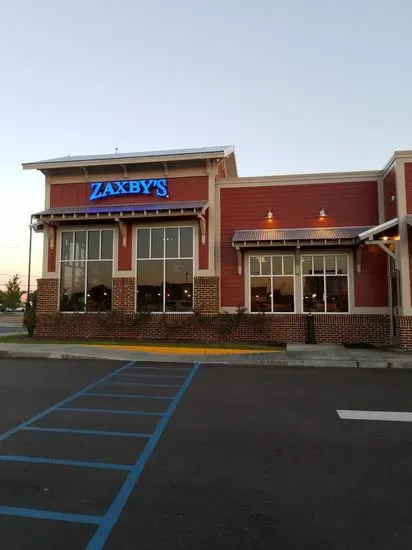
<box><xmin>32</xmin><ymin>200</ymin><xmax>209</xmax><ymax>249</ymax></box>
<box><xmin>33</xmin><ymin>200</ymin><xmax>208</xmax><ymax>222</ymax></box>
<box><xmin>232</xmin><ymin>226</ymin><xmax>372</xmax><ymax>247</ymax></box>
<box><xmin>358</xmin><ymin>218</ymin><xmax>398</xmax><ymax>241</ymax></box>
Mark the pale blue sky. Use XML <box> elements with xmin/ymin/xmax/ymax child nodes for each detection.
<box><xmin>1</xmin><ymin>0</ymin><xmax>412</xmax><ymax>289</ymax></box>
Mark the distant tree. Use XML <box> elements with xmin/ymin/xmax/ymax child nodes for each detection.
<box><xmin>0</xmin><ymin>289</ymin><xmax>4</xmax><ymax>304</ymax></box>
<box><xmin>2</xmin><ymin>274</ymin><xmax>23</xmax><ymax>310</ymax></box>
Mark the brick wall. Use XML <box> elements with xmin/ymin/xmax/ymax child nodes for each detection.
<box><xmin>194</xmin><ymin>276</ymin><xmax>219</xmax><ymax>313</ymax></box>
<box><xmin>34</xmin><ymin>311</ymin><xmax>390</xmax><ymax>345</ymax></box>
<box><xmin>36</xmin><ymin>278</ymin><xmax>59</xmax><ymax>314</ymax></box>
<box><xmin>112</xmin><ymin>277</ymin><xmax>135</xmax><ymax>312</ymax></box>
<box><xmin>395</xmin><ymin>316</ymin><xmax>412</xmax><ymax>351</ymax></box>
<box><xmin>312</xmin><ymin>314</ymin><xmax>390</xmax><ymax>344</ymax></box>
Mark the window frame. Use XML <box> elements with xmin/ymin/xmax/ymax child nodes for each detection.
<box><xmin>247</xmin><ymin>254</ymin><xmax>296</xmax><ymax>314</ymax></box>
<box><xmin>301</xmin><ymin>253</ymin><xmax>350</xmax><ymax>314</ymax></box>
<box><xmin>136</xmin><ymin>225</ymin><xmax>195</xmax><ymax>314</ymax></box>
<box><xmin>59</xmin><ymin>229</ymin><xmax>114</xmax><ymax>312</ymax></box>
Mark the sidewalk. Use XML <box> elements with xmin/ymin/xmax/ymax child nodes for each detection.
<box><xmin>0</xmin><ymin>341</ymin><xmax>412</xmax><ymax>368</ymax></box>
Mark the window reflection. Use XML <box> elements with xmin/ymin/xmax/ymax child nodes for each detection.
<box><xmin>249</xmin><ymin>255</ymin><xmax>295</xmax><ymax>313</ymax></box>
<box><xmin>61</xmin><ymin>232</ymin><xmax>74</xmax><ymax>261</ymax></box>
<box><xmin>273</xmin><ymin>277</ymin><xmax>294</xmax><ymax>312</ymax></box>
<box><xmin>303</xmin><ymin>276</ymin><xmax>325</xmax><ymax>312</ymax></box>
<box><xmin>151</xmin><ymin>228</ymin><xmax>164</xmax><ymax>258</ymax></box>
<box><xmin>326</xmin><ymin>276</ymin><xmax>348</xmax><ymax>312</ymax></box>
<box><xmin>74</xmin><ymin>231</ymin><xmax>86</xmax><ymax>260</ymax></box>
<box><xmin>302</xmin><ymin>255</ymin><xmax>349</xmax><ymax>313</ymax></box>
<box><xmin>88</xmin><ymin>231</ymin><xmax>100</xmax><ymax>260</ymax></box>
<box><xmin>60</xmin><ymin>230</ymin><xmax>113</xmax><ymax>312</ymax></box>
<box><xmin>165</xmin><ymin>259</ymin><xmax>193</xmax><ymax>312</ymax></box>
<box><xmin>136</xmin><ymin>227</ymin><xmax>194</xmax><ymax>313</ymax></box>
<box><xmin>60</xmin><ymin>261</ymin><xmax>86</xmax><ymax>312</ymax></box>
<box><xmin>86</xmin><ymin>261</ymin><xmax>112</xmax><ymax>311</ymax></box>
<box><xmin>136</xmin><ymin>260</ymin><xmax>163</xmax><ymax>312</ymax></box>
<box><xmin>166</xmin><ymin>228</ymin><xmax>179</xmax><ymax>258</ymax></box>
<box><xmin>101</xmin><ymin>230</ymin><xmax>113</xmax><ymax>260</ymax></box>
<box><xmin>137</xmin><ymin>229</ymin><xmax>150</xmax><ymax>258</ymax></box>
<box><xmin>250</xmin><ymin>277</ymin><xmax>271</xmax><ymax>312</ymax></box>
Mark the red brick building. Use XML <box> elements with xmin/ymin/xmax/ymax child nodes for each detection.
<box><xmin>23</xmin><ymin>146</ymin><xmax>412</xmax><ymax>349</ymax></box>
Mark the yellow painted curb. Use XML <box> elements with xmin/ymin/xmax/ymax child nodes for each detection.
<box><xmin>86</xmin><ymin>344</ymin><xmax>281</xmax><ymax>355</ymax></box>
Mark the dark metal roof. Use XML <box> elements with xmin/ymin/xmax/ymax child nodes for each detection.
<box><xmin>358</xmin><ymin>218</ymin><xmax>398</xmax><ymax>240</ymax></box>
<box><xmin>24</xmin><ymin>146</ymin><xmax>234</xmax><ymax>169</ymax></box>
<box><xmin>233</xmin><ymin>226</ymin><xmax>372</xmax><ymax>243</ymax></box>
<box><xmin>34</xmin><ymin>200</ymin><xmax>208</xmax><ymax>217</ymax></box>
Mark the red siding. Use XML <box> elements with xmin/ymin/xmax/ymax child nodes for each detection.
<box><xmin>409</xmin><ymin>226</ymin><xmax>412</xmax><ymax>307</ymax></box>
<box><xmin>47</xmin><ymin>245</ymin><xmax>56</xmax><ymax>273</ymax></box>
<box><xmin>220</xmin><ymin>181</ymin><xmax>379</xmax><ymax>307</ymax></box>
<box><xmin>354</xmin><ymin>246</ymin><xmax>388</xmax><ymax>307</ymax></box>
<box><xmin>118</xmin><ymin>224</ymin><xmax>133</xmax><ymax>271</ymax></box>
<box><xmin>50</xmin><ymin>176</ymin><xmax>208</xmax><ymax>207</ymax></box>
<box><xmin>405</xmin><ymin>163</ymin><xmax>412</xmax><ymax>214</ymax></box>
<box><xmin>383</xmin><ymin>169</ymin><xmax>397</xmax><ymax>221</ymax></box>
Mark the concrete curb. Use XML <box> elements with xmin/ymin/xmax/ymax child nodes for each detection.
<box><xmin>1</xmin><ymin>349</ymin><xmax>412</xmax><ymax>369</ymax></box>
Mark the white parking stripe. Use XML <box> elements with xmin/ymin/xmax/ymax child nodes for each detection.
<box><xmin>337</xmin><ymin>410</ymin><xmax>412</xmax><ymax>422</ymax></box>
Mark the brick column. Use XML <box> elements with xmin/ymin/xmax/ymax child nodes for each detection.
<box><xmin>36</xmin><ymin>278</ymin><xmax>59</xmax><ymax>314</ymax></box>
<box><xmin>396</xmin><ymin>316</ymin><xmax>412</xmax><ymax>351</ymax></box>
<box><xmin>112</xmin><ymin>277</ymin><xmax>135</xmax><ymax>313</ymax></box>
<box><xmin>194</xmin><ymin>276</ymin><xmax>219</xmax><ymax>313</ymax></box>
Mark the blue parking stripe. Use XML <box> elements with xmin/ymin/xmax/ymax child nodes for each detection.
<box><xmin>58</xmin><ymin>407</ymin><xmax>165</xmax><ymax>417</ymax></box>
<box><xmin>23</xmin><ymin>427</ymin><xmax>152</xmax><ymax>438</ymax></box>
<box><xmin>113</xmin><ymin>373</ymin><xmax>186</xmax><ymax>379</ymax></box>
<box><xmin>0</xmin><ymin>360</ymin><xmax>136</xmax><ymax>442</ymax></box>
<box><xmin>0</xmin><ymin>455</ymin><xmax>133</xmax><ymax>471</ymax></box>
<box><xmin>100</xmin><ymin>382</ymin><xmax>181</xmax><ymax>388</ymax></box>
<box><xmin>0</xmin><ymin>505</ymin><xmax>102</xmax><ymax>525</ymax></box>
<box><xmin>82</xmin><ymin>392</ymin><xmax>174</xmax><ymax>400</ymax></box>
<box><xmin>87</xmin><ymin>362</ymin><xmax>200</xmax><ymax>550</ymax></box>
<box><xmin>121</xmin><ymin>366</ymin><xmax>191</xmax><ymax>372</ymax></box>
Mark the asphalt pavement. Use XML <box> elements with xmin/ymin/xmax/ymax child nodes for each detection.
<box><xmin>0</xmin><ymin>359</ymin><xmax>412</xmax><ymax>549</ymax></box>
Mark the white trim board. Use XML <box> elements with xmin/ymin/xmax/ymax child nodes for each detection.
<box><xmin>337</xmin><ymin>410</ymin><xmax>412</xmax><ymax>422</ymax></box>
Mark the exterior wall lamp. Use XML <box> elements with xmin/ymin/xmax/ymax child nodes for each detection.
<box><xmin>265</xmin><ymin>209</ymin><xmax>274</xmax><ymax>220</ymax></box>
<box><xmin>319</xmin><ymin>208</ymin><xmax>327</xmax><ymax>218</ymax></box>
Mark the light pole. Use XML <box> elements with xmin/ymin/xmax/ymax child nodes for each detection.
<box><xmin>27</xmin><ymin>216</ymin><xmax>37</xmax><ymax>307</ymax></box>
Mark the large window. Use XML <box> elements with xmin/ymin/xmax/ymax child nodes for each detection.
<box><xmin>249</xmin><ymin>255</ymin><xmax>295</xmax><ymax>312</ymax></box>
<box><xmin>302</xmin><ymin>254</ymin><xmax>348</xmax><ymax>312</ymax></box>
<box><xmin>136</xmin><ymin>227</ymin><xmax>194</xmax><ymax>312</ymax></box>
<box><xmin>60</xmin><ymin>230</ymin><xmax>113</xmax><ymax>311</ymax></box>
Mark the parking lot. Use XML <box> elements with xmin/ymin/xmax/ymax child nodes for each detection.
<box><xmin>0</xmin><ymin>359</ymin><xmax>412</xmax><ymax>549</ymax></box>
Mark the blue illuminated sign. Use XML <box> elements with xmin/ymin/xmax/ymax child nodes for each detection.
<box><xmin>89</xmin><ymin>178</ymin><xmax>168</xmax><ymax>201</ymax></box>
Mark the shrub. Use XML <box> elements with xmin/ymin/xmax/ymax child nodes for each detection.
<box><xmin>23</xmin><ymin>294</ymin><xmax>37</xmax><ymax>337</ymax></box>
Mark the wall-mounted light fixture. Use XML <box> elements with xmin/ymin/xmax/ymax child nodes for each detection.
<box><xmin>319</xmin><ymin>208</ymin><xmax>327</xmax><ymax>218</ymax></box>
<box><xmin>265</xmin><ymin>209</ymin><xmax>274</xmax><ymax>220</ymax></box>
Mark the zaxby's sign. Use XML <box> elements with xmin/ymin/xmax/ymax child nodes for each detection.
<box><xmin>89</xmin><ymin>178</ymin><xmax>168</xmax><ymax>201</ymax></box>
